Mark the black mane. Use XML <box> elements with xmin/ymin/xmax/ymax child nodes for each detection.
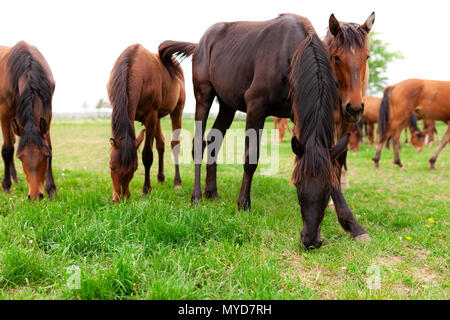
<box><xmin>290</xmin><ymin>34</ymin><xmax>338</xmax><ymax>188</ymax></box>
<box><xmin>7</xmin><ymin>42</ymin><xmax>52</xmax><ymax>152</ymax></box>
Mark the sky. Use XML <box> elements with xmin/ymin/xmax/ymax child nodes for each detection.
<box><xmin>0</xmin><ymin>0</ymin><xmax>448</xmax><ymax>113</ymax></box>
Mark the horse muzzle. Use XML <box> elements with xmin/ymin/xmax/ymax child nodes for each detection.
<box><xmin>344</xmin><ymin>103</ymin><xmax>364</xmax><ymax>123</ymax></box>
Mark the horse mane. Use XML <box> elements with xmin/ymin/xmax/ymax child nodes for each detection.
<box><xmin>7</xmin><ymin>42</ymin><xmax>52</xmax><ymax>152</ymax></box>
<box><xmin>290</xmin><ymin>34</ymin><xmax>338</xmax><ymax>189</ymax></box>
<box><xmin>158</xmin><ymin>41</ymin><xmax>196</xmax><ymax>79</ymax></box>
<box><xmin>326</xmin><ymin>22</ymin><xmax>368</xmax><ymax>51</ymax></box>
<box><xmin>409</xmin><ymin>113</ymin><xmax>423</xmax><ymax>137</ymax></box>
<box><xmin>109</xmin><ymin>44</ymin><xmax>139</xmax><ymax>167</ymax></box>
<box><xmin>378</xmin><ymin>86</ymin><xmax>393</xmax><ymax>142</ymax></box>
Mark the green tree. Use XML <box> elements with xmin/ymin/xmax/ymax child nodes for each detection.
<box><xmin>368</xmin><ymin>32</ymin><xmax>404</xmax><ymax>95</ymax></box>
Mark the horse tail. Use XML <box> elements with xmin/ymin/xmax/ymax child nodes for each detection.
<box><xmin>108</xmin><ymin>44</ymin><xmax>139</xmax><ymax>167</ymax></box>
<box><xmin>158</xmin><ymin>41</ymin><xmax>197</xmax><ymax>77</ymax></box>
<box><xmin>290</xmin><ymin>34</ymin><xmax>338</xmax><ymax>189</ymax></box>
<box><xmin>7</xmin><ymin>42</ymin><xmax>52</xmax><ymax>128</ymax></box>
<box><xmin>378</xmin><ymin>86</ymin><xmax>393</xmax><ymax>142</ymax></box>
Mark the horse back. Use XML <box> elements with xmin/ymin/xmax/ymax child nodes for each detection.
<box><xmin>194</xmin><ymin>14</ymin><xmax>315</xmax><ymax>112</ymax></box>
<box><xmin>363</xmin><ymin>96</ymin><xmax>382</xmax><ymax>122</ymax></box>
<box><xmin>130</xmin><ymin>45</ymin><xmax>184</xmax><ymax>120</ymax></box>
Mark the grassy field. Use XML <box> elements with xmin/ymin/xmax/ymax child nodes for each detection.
<box><xmin>0</xmin><ymin>117</ymin><xmax>448</xmax><ymax>300</ymax></box>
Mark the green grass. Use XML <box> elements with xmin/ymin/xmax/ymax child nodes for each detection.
<box><xmin>0</xmin><ymin>118</ymin><xmax>448</xmax><ymax>299</ymax></box>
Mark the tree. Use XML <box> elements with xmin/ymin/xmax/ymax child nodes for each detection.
<box><xmin>368</xmin><ymin>32</ymin><xmax>404</xmax><ymax>95</ymax></box>
<box><xmin>96</xmin><ymin>98</ymin><xmax>111</xmax><ymax>109</ymax></box>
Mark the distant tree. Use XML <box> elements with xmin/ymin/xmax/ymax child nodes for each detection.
<box><xmin>96</xmin><ymin>98</ymin><xmax>111</xmax><ymax>109</ymax></box>
<box><xmin>368</xmin><ymin>32</ymin><xmax>404</xmax><ymax>95</ymax></box>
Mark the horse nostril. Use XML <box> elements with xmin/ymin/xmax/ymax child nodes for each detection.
<box><xmin>39</xmin><ymin>193</ymin><xmax>44</xmax><ymax>200</ymax></box>
<box><xmin>28</xmin><ymin>195</ymin><xmax>31</xmax><ymax>201</ymax></box>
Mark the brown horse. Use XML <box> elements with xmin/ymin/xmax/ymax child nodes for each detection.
<box><xmin>160</xmin><ymin>13</ymin><xmax>374</xmax><ymax>247</ymax></box>
<box><xmin>108</xmin><ymin>44</ymin><xmax>185</xmax><ymax>202</ymax></box>
<box><xmin>349</xmin><ymin>95</ymin><xmax>424</xmax><ymax>152</ymax></box>
<box><xmin>422</xmin><ymin>118</ymin><xmax>439</xmax><ymax>146</ymax></box>
<box><xmin>0</xmin><ymin>41</ymin><xmax>56</xmax><ymax>200</ymax></box>
<box><xmin>373</xmin><ymin>79</ymin><xmax>450</xmax><ymax>170</ymax></box>
<box><xmin>273</xmin><ymin>117</ymin><xmax>293</xmax><ymax>142</ymax></box>
<box><xmin>363</xmin><ymin>95</ymin><xmax>382</xmax><ymax>145</ymax></box>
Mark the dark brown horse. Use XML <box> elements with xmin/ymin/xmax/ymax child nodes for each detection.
<box><xmin>108</xmin><ymin>44</ymin><xmax>185</xmax><ymax>202</ymax></box>
<box><xmin>160</xmin><ymin>13</ymin><xmax>374</xmax><ymax>247</ymax></box>
<box><xmin>373</xmin><ymin>79</ymin><xmax>449</xmax><ymax>170</ymax></box>
<box><xmin>0</xmin><ymin>41</ymin><xmax>56</xmax><ymax>200</ymax></box>
<box><xmin>422</xmin><ymin>118</ymin><xmax>439</xmax><ymax>146</ymax></box>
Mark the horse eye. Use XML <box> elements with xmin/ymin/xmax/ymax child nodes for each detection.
<box><xmin>366</xmin><ymin>55</ymin><xmax>370</xmax><ymax>60</ymax></box>
<box><xmin>334</xmin><ymin>56</ymin><xmax>341</xmax><ymax>62</ymax></box>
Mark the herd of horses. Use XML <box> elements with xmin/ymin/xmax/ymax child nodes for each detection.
<box><xmin>0</xmin><ymin>12</ymin><xmax>448</xmax><ymax>249</ymax></box>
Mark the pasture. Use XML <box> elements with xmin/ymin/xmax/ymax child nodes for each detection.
<box><xmin>0</xmin><ymin>118</ymin><xmax>448</xmax><ymax>299</ymax></box>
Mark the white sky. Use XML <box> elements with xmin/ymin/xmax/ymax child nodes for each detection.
<box><xmin>0</xmin><ymin>0</ymin><xmax>448</xmax><ymax>113</ymax></box>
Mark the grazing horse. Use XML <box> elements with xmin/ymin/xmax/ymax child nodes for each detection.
<box><xmin>273</xmin><ymin>117</ymin><xmax>293</xmax><ymax>142</ymax></box>
<box><xmin>422</xmin><ymin>119</ymin><xmax>439</xmax><ymax>146</ymax></box>
<box><xmin>0</xmin><ymin>41</ymin><xmax>56</xmax><ymax>200</ymax></box>
<box><xmin>108</xmin><ymin>44</ymin><xmax>185</xmax><ymax>202</ymax></box>
<box><xmin>160</xmin><ymin>12</ymin><xmax>375</xmax><ymax>246</ymax></box>
<box><xmin>373</xmin><ymin>79</ymin><xmax>449</xmax><ymax>170</ymax></box>
<box><xmin>350</xmin><ymin>95</ymin><xmax>424</xmax><ymax>152</ymax></box>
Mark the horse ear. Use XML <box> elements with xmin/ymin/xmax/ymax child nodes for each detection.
<box><xmin>291</xmin><ymin>136</ymin><xmax>304</xmax><ymax>157</ymax></box>
<box><xmin>11</xmin><ymin>118</ymin><xmax>23</xmax><ymax>136</ymax></box>
<box><xmin>39</xmin><ymin>118</ymin><xmax>48</xmax><ymax>135</ymax></box>
<box><xmin>361</xmin><ymin>12</ymin><xmax>375</xmax><ymax>33</ymax></box>
<box><xmin>109</xmin><ymin>138</ymin><xmax>119</xmax><ymax>148</ymax></box>
<box><xmin>135</xmin><ymin>129</ymin><xmax>145</xmax><ymax>148</ymax></box>
<box><xmin>330</xmin><ymin>133</ymin><xmax>350</xmax><ymax>160</ymax></box>
<box><xmin>329</xmin><ymin>14</ymin><xmax>341</xmax><ymax>36</ymax></box>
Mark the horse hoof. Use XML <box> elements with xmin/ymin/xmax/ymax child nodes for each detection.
<box><xmin>355</xmin><ymin>233</ymin><xmax>371</xmax><ymax>242</ymax></box>
<box><xmin>204</xmin><ymin>190</ymin><xmax>219</xmax><ymax>199</ymax></box>
<box><xmin>237</xmin><ymin>200</ymin><xmax>251</xmax><ymax>211</ymax></box>
<box><xmin>174</xmin><ymin>184</ymin><xmax>182</xmax><ymax>189</ymax></box>
<box><xmin>142</xmin><ymin>186</ymin><xmax>152</xmax><ymax>196</ymax></box>
<box><xmin>157</xmin><ymin>174</ymin><xmax>165</xmax><ymax>184</ymax></box>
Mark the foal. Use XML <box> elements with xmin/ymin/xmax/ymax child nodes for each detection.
<box><xmin>108</xmin><ymin>44</ymin><xmax>185</xmax><ymax>201</ymax></box>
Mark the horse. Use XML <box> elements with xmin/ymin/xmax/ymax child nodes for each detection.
<box><xmin>372</xmin><ymin>79</ymin><xmax>450</xmax><ymax>170</ymax></box>
<box><xmin>349</xmin><ymin>95</ymin><xmax>424</xmax><ymax>152</ymax></box>
<box><xmin>160</xmin><ymin>12</ymin><xmax>375</xmax><ymax>247</ymax></box>
<box><xmin>107</xmin><ymin>44</ymin><xmax>185</xmax><ymax>202</ymax></box>
<box><xmin>362</xmin><ymin>95</ymin><xmax>381</xmax><ymax>145</ymax></box>
<box><xmin>422</xmin><ymin>118</ymin><xmax>439</xmax><ymax>146</ymax></box>
<box><xmin>273</xmin><ymin>117</ymin><xmax>293</xmax><ymax>142</ymax></box>
<box><xmin>0</xmin><ymin>41</ymin><xmax>56</xmax><ymax>200</ymax></box>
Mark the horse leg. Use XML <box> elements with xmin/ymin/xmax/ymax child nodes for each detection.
<box><xmin>155</xmin><ymin>119</ymin><xmax>165</xmax><ymax>184</ymax></box>
<box><xmin>191</xmin><ymin>83</ymin><xmax>215</xmax><ymax>203</ymax></box>
<box><xmin>142</xmin><ymin>112</ymin><xmax>157</xmax><ymax>196</ymax></box>
<box><xmin>237</xmin><ymin>101</ymin><xmax>266</xmax><ymax>211</ymax></box>
<box><xmin>392</xmin><ymin>129</ymin><xmax>404</xmax><ymax>168</ymax></box>
<box><xmin>372</xmin><ymin>139</ymin><xmax>385</xmax><ymax>170</ymax></box>
<box><xmin>170</xmin><ymin>102</ymin><xmax>183</xmax><ymax>188</ymax></box>
<box><xmin>1</xmin><ymin>117</ymin><xmax>14</xmax><ymax>193</ymax></box>
<box><xmin>404</xmin><ymin>126</ymin><xmax>408</xmax><ymax>144</ymax></box>
<box><xmin>429</xmin><ymin>122</ymin><xmax>450</xmax><ymax>171</ymax></box>
<box><xmin>204</xmin><ymin>102</ymin><xmax>236</xmax><ymax>199</ymax></box>
<box><xmin>45</xmin><ymin>134</ymin><xmax>57</xmax><ymax>199</ymax></box>
<box><xmin>368</xmin><ymin>122</ymin><xmax>374</xmax><ymax>145</ymax></box>
<box><xmin>331</xmin><ymin>187</ymin><xmax>369</xmax><ymax>240</ymax></box>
